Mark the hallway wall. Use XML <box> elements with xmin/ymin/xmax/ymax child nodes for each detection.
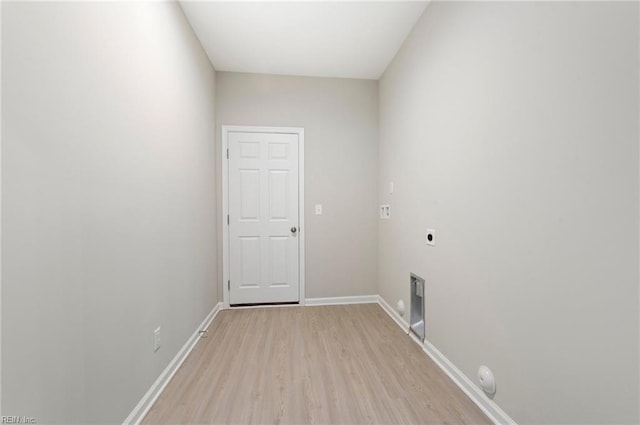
<box><xmin>2</xmin><ymin>2</ymin><xmax>218</xmax><ymax>423</ymax></box>
<box><xmin>216</xmin><ymin>72</ymin><xmax>379</xmax><ymax>300</ymax></box>
<box><xmin>378</xmin><ymin>2</ymin><xmax>639</xmax><ymax>423</ymax></box>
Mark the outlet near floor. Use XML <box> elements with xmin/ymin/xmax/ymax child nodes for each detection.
<box><xmin>153</xmin><ymin>327</ymin><xmax>161</xmax><ymax>352</ymax></box>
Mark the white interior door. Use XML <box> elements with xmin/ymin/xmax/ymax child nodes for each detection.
<box><xmin>228</xmin><ymin>131</ymin><xmax>300</xmax><ymax>305</ymax></box>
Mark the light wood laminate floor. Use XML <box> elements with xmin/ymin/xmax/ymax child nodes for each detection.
<box><xmin>142</xmin><ymin>304</ymin><xmax>491</xmax><ymax>425</ymax></box>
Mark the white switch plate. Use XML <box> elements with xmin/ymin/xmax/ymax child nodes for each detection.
<box><xmin>426</xmin><ymin>229</ymin><xmax>435</xmax><ymax>246</ymax></box>
<box><xmin>389</xmin><ymin>182</ymin><xmax>394</xmax><ymax>194</ymax></box>
<box><xmin>315</xmin><ymin>204</ymin><xmax>322</xmax><ymax>215</ymax></box>
<box><xmin>153</xmin><ymin>327</ymin><xmax>161</xmax><ymax>352</ymax></box>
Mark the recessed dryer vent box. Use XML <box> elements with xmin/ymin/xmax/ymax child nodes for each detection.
<box><xmin>410</xmin><ymin>273</ymin><xmax>425</xmax><ymax>342</ymax></box>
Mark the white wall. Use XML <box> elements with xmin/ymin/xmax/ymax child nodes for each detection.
<box><xmin>216</xmin><ymin>72</ymin><xmax>378</xmax><ymax>300</ymax></box>
<box><xmin>378</xmin><ymin>2</ymin><xmax>639</xmax><ymax>424</ymax></box>
<box><xmin>2</xmin><ymin>2</ymin><xmax>217</xmax><ymax>423</ymax></box>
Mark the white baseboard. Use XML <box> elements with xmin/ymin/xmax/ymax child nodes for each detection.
<box><xmin>421</xmin><ymin>339</ymin><xmax>516</xmax><ymax>425</ymax></box>
<box><xmin>123</xmin><ymin>302</ymin><xmax>223</xmax><ymax>425</ymax></box>
<box><xmin>376</xmin><ymin>296</ymin><xmax>516</xmax><ymax>425</ymax></box>
<box><xmin>376</xmin><ymin>295</ymin><xmax>409</xmax><ymax>332</ymax></box>
<box><xmin>304</xmin><ymin>295</ymin><xmax>378</xmax><ymax>306</ymax></box>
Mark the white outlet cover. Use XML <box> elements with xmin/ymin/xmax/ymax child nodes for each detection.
<box><xmin>426</xmin><ymin>229</ymin><xmax>435</xmax><ymax>246</ymax></box>
<box><xmin>315</xmin><ymin>204</ymin><xmax>323</xmax><ymax>215</ymax></box>
<box><xmin>379</xmin><ymin>205</ymin><xmax>391</xmax><ymax>219</ymax></box>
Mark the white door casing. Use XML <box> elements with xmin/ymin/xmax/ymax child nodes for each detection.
<box><xmin>222</xmin><ymin>126</ymin><xmax>305</xmax><ymax>306</ymax></box>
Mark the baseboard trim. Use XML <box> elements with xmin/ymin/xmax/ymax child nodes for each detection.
<box><xmin>376</xmin><ymin>296</ymin><xmax>516</xmax><ymax>425</ymax></box>
<box><xmin>376</xmin><ymin>295</ymin><xmax>409</xmax><ymax>332</ymax></box>
<box><xmin>304</xmin><ymin>295</ymin><xmax>378</xmax><ymax>306</ymax></box>
<box><xmin>421</xmin><ymin>339</ymin><xmax>516</xmax><ymax>425</ymax></box>
<box><xmin>122</xmin><ymin>302</ymin><xmax>224</xmax><ymax>425</ymax></box>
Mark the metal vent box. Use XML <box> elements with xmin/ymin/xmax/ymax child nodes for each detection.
<box><xmin>410</xmin><ymin>273</ymin><xmax>425</xmax><ymax>341</ymax></box>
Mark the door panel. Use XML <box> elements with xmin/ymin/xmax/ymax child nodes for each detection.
<box><xmin>239</xmin><ymin>237</ymin><xmax>260</xmax><ymax>288</ymax></box>
<box><xmin>268</xmin><ymin>236</ymin><xmax>289</xmax><ymax>286</ymax></box>
<box><xmin>268</xmin><ymin>170</ymin><xmax>289</xmax><ymax>220</ymax></box>
<box><xmin>239</xmin><ymin>170</ymin><xmax>260</xmax><ymax>220</ymax></box>
<box><xmin>228</xmin><ymin>131</ymin><xmax>299</xmax><ymax>304</ymax></box>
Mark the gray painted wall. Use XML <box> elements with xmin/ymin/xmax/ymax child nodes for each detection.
<box><xmin>2</xmin><ymin>2</ymin><xmax>218</xmax><ymax>423</ymax></box>
<box><xmin>378</xmin><ymin>2</ymin><xmax>639</xmax><ymax>423</ymax></box>
<box><xmin>216</xmin><ymin>72</ymin><xmax>378</xmax><ymax>300</ymax></box>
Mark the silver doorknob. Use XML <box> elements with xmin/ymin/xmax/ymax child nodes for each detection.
<box><xmin>291</xmin><ymin>227</ymin><xmax>297</xmax><ymax>233</ymax></box>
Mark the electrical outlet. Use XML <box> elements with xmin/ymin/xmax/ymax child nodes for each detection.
<box><xmin>153</xmin><ymin>327</ymin><xmax>161</xmax><ymax>352</ymax></box>
<box><xmin>379</xmin><ymin>205</ymin><xmax>391</xmax><ymax>219</ymax></box>
<box><xmin>315</xmin><ymin>204</ymin><xmax>323</xmax><ymax>215</ymax></box>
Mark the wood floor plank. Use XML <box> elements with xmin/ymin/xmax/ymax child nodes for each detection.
<box><xmin>142</xmin><ymin>304</ymin><xmax>491</xmax><ymax>425</ymax></box>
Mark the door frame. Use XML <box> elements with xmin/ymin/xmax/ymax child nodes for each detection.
<box><xmin>221</xmin><ymin>125</ymin><xmax>305</xmax><ymax>309</ymax></box>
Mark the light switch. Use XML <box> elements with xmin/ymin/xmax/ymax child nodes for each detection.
<box><xmin>315</xmin><ymin>204</ymin><xmax>322</xmax><ymax>215</ymax></box>
<box><xmin>389</xmin><ymin>182</ymin><xmax>394</xmax><ymax>194</ymax></box>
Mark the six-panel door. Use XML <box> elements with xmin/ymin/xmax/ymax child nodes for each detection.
<box><xmin>228</xmin><ymin>132</ymin><xmax>299</xmax><ymax>305</ymax></box>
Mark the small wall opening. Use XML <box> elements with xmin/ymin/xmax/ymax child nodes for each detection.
<box><xmin>410</xmin><ymin>273</ymin><xmax>425</xmax><ymax>341</ymax></box>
